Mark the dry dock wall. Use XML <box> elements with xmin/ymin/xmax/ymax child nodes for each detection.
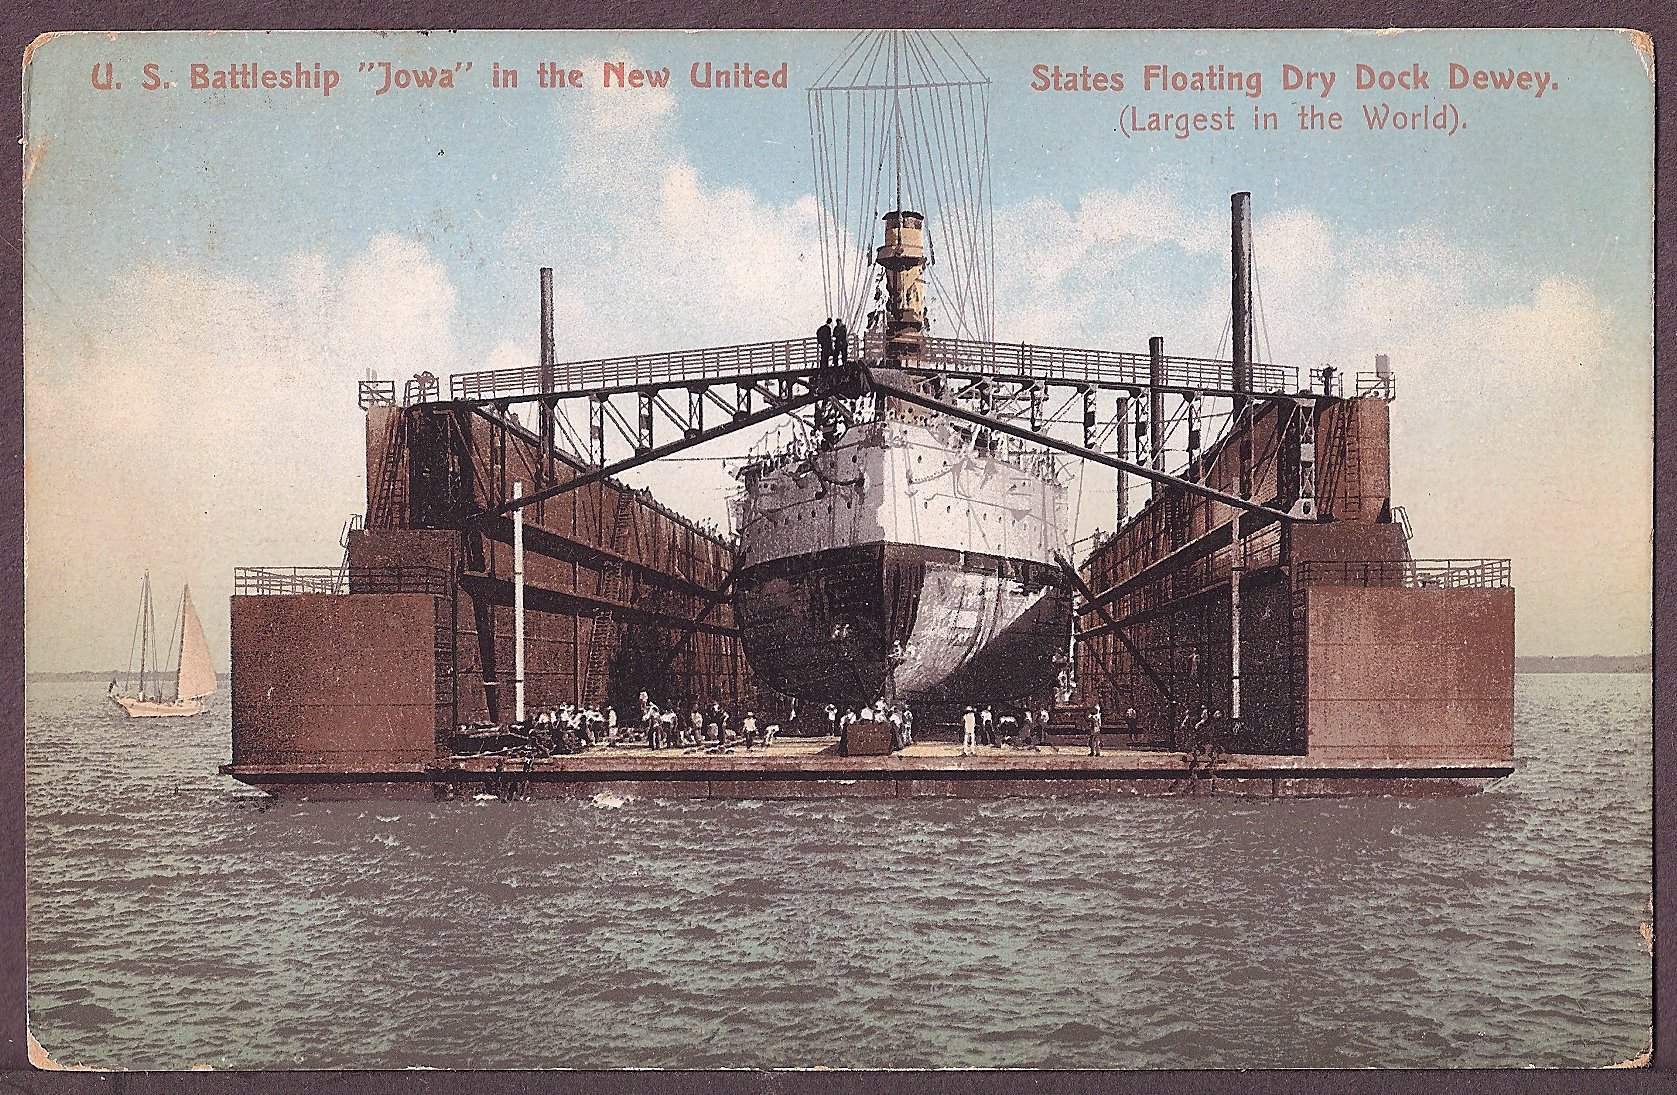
<box><xmin>230</xmin><ymin>399</ymin><xmax>764</xmax><ymax>774</ymax></box>
<box><xmin>1075</xmin><ymin>391</ymin><xmax>1514</xmax><ymax>764</ymax></box>
<box><xmin>230</xmin><ymin>593</ymin><xmax>442</xmax><ymax>769</ymax></box>
<box><xmin>1304</xmin><ymin>585</ymin><xmax>1514</xmax><ymax>762</ymax></box>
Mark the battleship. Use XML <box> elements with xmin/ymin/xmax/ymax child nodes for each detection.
<box><xmin>731</xmin><ymin>35</ymin><xmax>1072</xmax><ymax>706</ymax></box>
<box><xmin>220</xmin><ymin>30</ymin><xmax>1515</xmax><ymax>799</ymax></box>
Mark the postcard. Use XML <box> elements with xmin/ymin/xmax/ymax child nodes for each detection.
<box><xmin>22</xmin><ymin>28</ymin><xmax>1653</xmax><ymax>1070</ymax></box>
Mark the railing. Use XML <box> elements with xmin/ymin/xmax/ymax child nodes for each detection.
<box><xmin>234</xmin><ymin>566</ymin><xmax>453</xmax><ymax>597</ymax></box>
<box><xmin>451</xmin><ymin>337</ymin><xmax>824</xmax><ymax>401</ymax></box>
<box><xmin>1298</xmin><ymin>559</ymin><xmax>1511</xmax><ymax>590</ymax></box>
<box><xmin>1355</xmin><ymin>371</ymin><xmax>1397</xmax><ymax>401</ymax></box>
<box><xmin>357</xmin><ymin>379</ymin><xmax>397</xmax><ymax>409</ymax></box>
<box><xmin>882</xmin><ymin>333</ymin><xmax>1298</xmax><ymax>393</ymax></box>
<box><xmin>446</xmin><ymin>332</ymin><xmax>1303</xmax><ymax>403</ymax></box>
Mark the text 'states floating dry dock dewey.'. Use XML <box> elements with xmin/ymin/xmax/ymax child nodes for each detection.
<box><xmin>223</xmin><ymin>31</ymin><xmax>1515</xmax><ymax>800</ymax></box>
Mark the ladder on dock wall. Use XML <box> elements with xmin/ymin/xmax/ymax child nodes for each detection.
<box><xmin>580</xmin><ymin>492</ymin><xmax>635</xmax><ymax>708</ymax></box>
<box><xmin>371</xmin><ymin>410</ymin><xmax>409</xmax><ymax>528</ymax></box>
<box><xmin>1288</xmin><ymin>573</ymin><xmax>1308</xmax><ymax>750</ymax></box>
<box><xmin>434</xmin><ymin>591</ymin><xmax>457</xmax><ymax>738</ymax></box>
<box><xmin>1316</xmin><ymin>404</ymin><xmax>1365</xmax><ymax>519</ymax></box>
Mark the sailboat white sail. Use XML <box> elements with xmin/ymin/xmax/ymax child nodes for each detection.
<box><xmin>111</xmin><ymin>574</ymin><xmax>215</xmax><ymax>718</ymax></box>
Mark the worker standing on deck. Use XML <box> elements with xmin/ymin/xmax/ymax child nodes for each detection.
<box><xmin>825</xmin><ymin>703</ymin><xmax>839</xmax><ymax>737</ymax></box>
<box><xmin>817</xmin><ymin>318</ymin><xmax>834</xmax><ymax>368</ymax></box>
<box><xmin>980</xmin><ymin>705</ymin><xmax>995</xmax><ymax>747</ymax></box>
<box><xmin>902</xmin><ymin>705</ymin><xmax>914</xmax><ymax>747</ymax></box>
<box><xmin>834</xmin><ymin>318</ymin><xmax>849</xmax><ymax>365</ymax></box>
<box><xmin>1088</xmin><ymin>705</ymin><xmax>1103</xmax><ymax>756</ymax></box>
<box><xmin>742</xmin><ymin>711</ymin><xmax>759</xmax><ymax>749</ymax></box>
<box><xmin>1023</xmin><ymin>709</ymin><xmax>1038</xmax><ymax>750</ymax></box>
<box><xmin>961</xmin><ymin>706</ymin><xmax>978</xmax><ymax>756</ymax></box>
<box><xmin>1125</xmin><ymin>706</ymin><xmax>1139</xmax><ymax>744</ymax></box>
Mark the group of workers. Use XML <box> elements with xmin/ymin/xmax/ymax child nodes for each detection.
<box><xmin>638</xmin><ymin>692</ymin><xmax>784</xmax><ymax>753</ymax></box>
<box><xmin>457</xmin><ymin>690</ymin><xmax>1231</xmax><ymax>763</ymax></box>
<box><xmin>823</xmin><ymin>699</ymin><xmax>917</xmax><ymax>752</ymax></box>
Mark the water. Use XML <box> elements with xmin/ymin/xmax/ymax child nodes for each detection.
<box><xmin>26</xmin><ymin>674</ymin><xmax>1651</xmax><ymax>1070</ymax></box>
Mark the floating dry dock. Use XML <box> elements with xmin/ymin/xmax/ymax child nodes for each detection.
<box><xmin>223</xmin><ymin>193</ymin><xmax>1514</xmax><ymax>801</ymax></box>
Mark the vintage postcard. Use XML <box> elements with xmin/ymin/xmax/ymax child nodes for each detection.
<box><xmin>22</xmin><ymin>28</ymin><xmax>1653</xmax><ymax>1070</ymax></box>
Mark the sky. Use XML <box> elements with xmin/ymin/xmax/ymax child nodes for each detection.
<box><xmin>22</xmin><ymin>29</ymin><xmax>1654</xmax><ymax>671</ymax></box>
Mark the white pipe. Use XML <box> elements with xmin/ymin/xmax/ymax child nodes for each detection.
<box><xmin>513</xmin><ymin>480</ymin><xmax>526</xmax><ymax>724</ymax></box>
<box><xmin>1231</xmin><ymin>511</ymin><xmax>1242</xmax><ymax>722</ymax></box>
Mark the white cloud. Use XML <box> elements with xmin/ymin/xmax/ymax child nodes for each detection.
<box><xmin>25</xmin><ymin>234</ymin><xmax>461</xmax><ymax>672</ymax></box>
<box><xmin>1008</xmin><ymin>187</ymin><xmax>1649</xmax><ymax>655</ymax></box>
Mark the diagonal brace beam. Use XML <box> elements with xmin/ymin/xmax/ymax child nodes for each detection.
<box><xmin>866</xmin><ymin>369</ymin><xmax>1295</xmax><ymax>522</ymax></box>
<box><xmin>1054</xmin><ymin>551</ymin><xmax>1177</xmax><ymax>705</ymax></box>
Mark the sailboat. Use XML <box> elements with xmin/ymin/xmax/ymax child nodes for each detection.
<box><xmin>110</xmin><ymin>572</ymin><xmax>216</xmax><ymax>718</ymax></box>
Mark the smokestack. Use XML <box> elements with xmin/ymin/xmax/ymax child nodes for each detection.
<box><xmin>1231</xmin><ymin>192</ymin><xmax>1253</xmax><ymax>410</ymax></box>
<box><xmin>539</xmin><ymin>268</ymin><xmax>556</xmax><ymax>493</ymax></box>
<box><xmin>1148</xmin><ymin>337</ymin><xmax>1166</xmax><ymax>471</ymax></box>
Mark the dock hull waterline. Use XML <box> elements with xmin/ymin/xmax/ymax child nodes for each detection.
<box><xmin>224</xmin><ymin>746</ymin><xmax>1514</xmax><ymax>803</ymax></box>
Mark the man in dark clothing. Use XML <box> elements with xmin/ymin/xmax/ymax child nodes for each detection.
<box><xmin>816</xmin><ymin>319</ymin><xmax>833</xmax><ymax>368</ymax></box>
<box><xmin>833</xmin><ymin>318</ymin><xmax>849</xmax><ymax>364</ymax></box>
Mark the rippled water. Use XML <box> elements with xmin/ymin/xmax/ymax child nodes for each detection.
<box><xmin>26</xmin><ymin>674</ymin><xmax>1650</xmax><ymax>1070</ymax></box>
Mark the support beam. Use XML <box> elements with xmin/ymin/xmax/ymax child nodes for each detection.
<box><xmin>1054</xmin><ymin>552</ymin><xmax>1176</xmax><ymax>705</ymax></box>
<box><xmin>636</xmin><ymin>392</ymin><xmax>654</xmax><ymax>454</ymax></box>
<box><xmin>1149</xmin><ymin>337</ymin><xmax>1166</xmax><ymax>471</ymax></box>
<box><xmin>1230</xmin><ymin>513</ymin><xmax>1243</xmax><ymax>725</ymax></box>
<box><xmin>477</xmin><ymin>389</ymin><xmax>825</xmax><ymax>521</ymax></box>
<box><xmin>1114</xmin><ymin>395</ymin><xmax>1130</xmax><ymax>523</ymax></box>
<box><xmin>513</xmin><ymin>480</ymin><xmax>526</xmax><ymax>724</ymax></box>
<box><xmin>1292</xmin><ymin>398</ymin><xmax>1319</xmax><ymax>520</ymax></box>
<box><xmin>867</xmin><ymin>369</ymin><xmax>1294</xmax><ymax>521</ymax></box>
<box><xmin>598</xmin><ymin>397</ymin><xmax>639</xmax><ymax>454</ymax></box>
<box><xmin>589</xmin><ymin>395</ymin><xmax>606</xmax><ymax>466</ymax></box>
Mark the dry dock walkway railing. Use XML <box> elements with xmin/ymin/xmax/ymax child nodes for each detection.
<box><xmin>444</xmin><ymin>334</ymin><xmax>1301</xmax><ymax>404</ymax></box>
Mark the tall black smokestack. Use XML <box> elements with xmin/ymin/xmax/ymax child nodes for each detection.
<box><xmin>539</xmin><ymin>267</ymin><xmax>556</xmax><ymax>491</ymax></box>
<box><xmin>1230</xmin><ymin>192</ymin><xmax>1253</xmax><ymax>413</ymax></box>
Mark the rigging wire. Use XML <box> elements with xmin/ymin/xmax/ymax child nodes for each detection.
<box><xmin>809</xmin><ymin>29</ymin><xmax>993</xmax><ymax>342</ymax></box>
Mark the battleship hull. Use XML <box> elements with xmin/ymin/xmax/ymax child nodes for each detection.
<box><xmin>732</xmin><ymin>542</ymin><xmax>1072</xmax><ymax>705</ymax></box>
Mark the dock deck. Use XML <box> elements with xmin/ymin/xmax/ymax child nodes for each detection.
<box><xmin>222</xmin><ymin>738</ymin><xmax>1514</xmax><ymax>800</ymax></box>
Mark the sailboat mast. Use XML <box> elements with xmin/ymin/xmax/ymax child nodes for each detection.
<box><xmin>138</xmin><ymin>572</ymin><xmax>150</xmax><ymax>700</ymax></box>
<box><xmin>173</xmin><ymin>587</ymin><xmax>188</xmax><ymax>702</ymax></box>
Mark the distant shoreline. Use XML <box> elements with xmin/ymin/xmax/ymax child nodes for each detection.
<box><xmin>1513</xmin><ymin>655</ymin><xmax>1651</xmax><ymax>674</ymax></box>
<box><xmin>28</xmin><ymin>671</ymin><xmax>232</xmax><ymax>682</ymax></box>
<box><xmin>24</xmin><ymin>659</ymin><xmax>1651</xmax><ymax>682</ymax></box>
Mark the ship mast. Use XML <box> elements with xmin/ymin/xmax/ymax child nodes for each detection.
<box><xmin>892</xmin><ymin>30</ymin><xmax>904</xmax><ymax>216</ymax></box>
<box><xmin>808</xmin><ymin>30</ymin><xmax>994</xmax><ymax>344</ymax></box>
